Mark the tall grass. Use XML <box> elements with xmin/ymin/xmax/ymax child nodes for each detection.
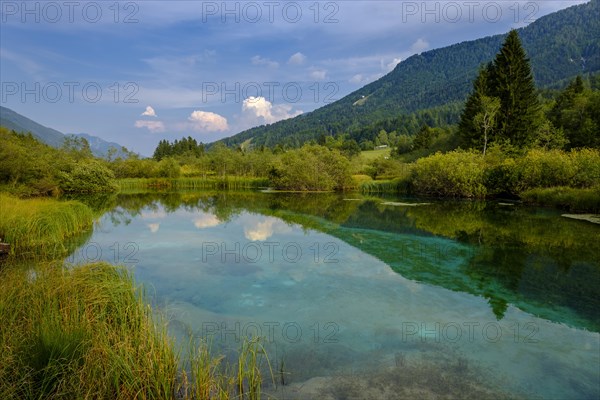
<box><xmin>360</xmin><ymin>178</ymin><xmax>411</xmax><ymax>194</ymax></box>
<box><xmin>520</xmin><ymin>186</ymin><xmax>600</xmax><ymax>212</ymax></box>
<box><xmin>117</xmin><ymin>177</ymin><xmax>270</xmax><ymax>191</ymax></box>
<box><xmin>0</xmin><ymin>262</ymin><xmax>274</xmax><ymax>399</ymax></box>
<box><xmin>0</xmin><ymin>194</ymin><xmax>93</xmax><ymax>258</ymax></box>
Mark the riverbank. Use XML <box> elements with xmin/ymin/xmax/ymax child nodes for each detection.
<box><xmin>0</xmin><ymin>194</ymin><xmax>270</xmax><ymax>399</ymax></box>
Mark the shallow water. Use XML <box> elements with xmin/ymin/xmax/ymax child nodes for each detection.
<box><xmin>69</xmin><ymin>191</ymin><xmax>600</xmax><ymax>399</ymax></box>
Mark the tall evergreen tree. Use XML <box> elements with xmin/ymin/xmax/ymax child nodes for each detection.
<box><xmin>488</xmin><ymin>29</ymin><xmax>541</xmax><ymax>147</ymax></box>
<box><xmin>459</xmin><ymin>63</ymin><xmax>492</xmax><ymax>148</ymax></box>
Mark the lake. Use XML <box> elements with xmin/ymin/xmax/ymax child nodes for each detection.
<box><xmin>68</xmin><ymin>191</ymin><xmax>599</xmax><ymax>399</ymax></box>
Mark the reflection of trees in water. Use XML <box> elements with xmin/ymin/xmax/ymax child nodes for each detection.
<box><xmin>84</xmin><ymin>190</ymin><xmax>600</xmax><ymax>331</ymax></box>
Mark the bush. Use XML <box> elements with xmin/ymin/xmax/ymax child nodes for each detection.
<box><xmin>59</xmin><ymin>161</ymin><xmax>118</xmax><ymax>193</ymax></box>
<box><xmin>514</xmin><ymin>148</ymin><xmax>600</xmax><ymax>191</ymax></box>
<box><xmin>515</xmin><ymin>149</ymin><xmax>576</xmax><ymax>191</ymax></box>
<box><xmin>269</xmin><ymin>145</ymin><xmax>353</xmax><ymax>191</ymax></box>
<box><xmin>411</xmin><ymin>150</ymin><xmax>486</xmax><ymax>198</ymax></box>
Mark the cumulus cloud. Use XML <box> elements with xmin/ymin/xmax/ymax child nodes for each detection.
<box><xmin>188</xmin><ymin>111</ymin><xmax>229</xmax><ymax>132</ymax></box>
<box><xmin>309</xmin><ymin>69</ymin><xmax>327</xmax><ymax>81</ymax></box>
<box><xmin>251</xmin><ymin>55</ymin><xmax>279</xmax><ymax>68</ymax></box>
<box><xmin>349</xmin><ymin>74</ymin><xmax>365</xmax><ymax>84</ymax></box>
<box><xmin>288</xmin><ymin>52</ymin><xmax>306</xmax><ymax>65</ymax></box>
<box><xmin>135</xmin><ymin>120</ymin><xmax>166</xmax><ymax>133</ymax></box>
<box><xmin>410</xmin><ymin>38</ymin><xmax>429</xmax><ymax>54</ymax></box>
<box><xmin>141</xmin><ymin>106</ymin><xmax>157</xmax><ymax>117</ymax></box>
<box><xmin>193</xmin><ymin>213</ymin><xmax>221</xmax><ymax>229</ymax></box>
<box><xmin>244</xmin><ymin>218</ymin><xmax>291</xmax><ymax>241</ymax></box>
<box><xmin>383</xmin><ymin>57</ymin><xmax>402</xmax><ymax>72</ymax></box>
<box><xmin>147</xmin><ymin>223</ymin><xmax>160</xmax><ymax>233</ymax></box>
<box><xmin>242</xmin><ymin>96</ymin><xmax>302</xmax><ymax>125</ymax></box>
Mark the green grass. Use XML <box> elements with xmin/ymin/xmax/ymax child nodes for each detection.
<box><xmin>0</xmin><ymin>261</ymin><xmax>274</xmax><ymax>400</ymax></box>
<box><xmin>0</xmin><ymin>194</ymin><xmax>94</xmax><ymax>258</ymax></box>
<box><xmin>0</xmin><ymin>193</ymin><xmax>273</xmax><ymax>399</ymax></box>
<box><xmin>360</xmin><ymin>148</ymin><xmax>392</xmax><ymax>162</ymax></box>
<box><xmin>520</xmin><ymin>186</ymin><xmax>600</xmax><ymax>212</ymax></box>
<box><xmin>360</xmin><ymin>178</ymin><xmax>412</xmax><ymax>194</ymax></box>
<box><xmin>117</xmin><ymin>177</ymin><xmax>270</xmax><ymax>191</ymax></box>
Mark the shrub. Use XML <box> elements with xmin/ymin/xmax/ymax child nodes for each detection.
<box><xmin>59</xmin><ymin>161</ymin><xmax>118</xmax><ymax>193</ymax></box>
<box><xmin>515</xmin><ymin>149</ymin><xmax>576</xmax><ymax>191</ymax></box>
<box><xmin>269</xmin><ymin>145</ymin><xmax>353</xmax><ymax>191</ymax></box>
<box><xmin>411</xmin><ymin>150</ymin><xmax>486</xmax><ymax>198</ymax></box>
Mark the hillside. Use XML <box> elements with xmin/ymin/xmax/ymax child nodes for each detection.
<box><xmin>220</xmin><ymin>0</ymin><xmax>599</xmax><ymax>148</ymax></box>
<box><xmin>0</xmin><ymin>106</ymin><xmax>127</xmax><ymax>158</ymax></box>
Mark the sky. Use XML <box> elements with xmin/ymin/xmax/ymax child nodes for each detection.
<box><xmin>0</xmin><ymin>0</ymin><xmax>587</xmax><ymax>155</ymax></box>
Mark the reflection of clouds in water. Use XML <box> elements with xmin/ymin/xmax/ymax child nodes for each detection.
<box><xmin>147</xmin><ymin>223</ymin><xmax>160</xmax><ymax>233</ymax></box>
<box><xmin>193</xmin><ymin>213</ymin><xmax>221</xmax><ymax>229</ymax></box>
<box><xmin>141</xmin><ymin>209</ymin><xmax>167</xmax><ymax>219</ymax></box>
<box><xmin>244</xmin><ymin>217</ymin><xmax>291</xmax><ymax>241</ymax></box>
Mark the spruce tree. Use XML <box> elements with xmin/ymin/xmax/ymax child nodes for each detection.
<box><xmin>489</xmin><ymin>29</ymin><xmax>541</xmax><ymax>147</ymax></box>
<box><xmin>459</xmin><ymin>63</ymin><xmax>492</xmax><ymax>148</ymax></box>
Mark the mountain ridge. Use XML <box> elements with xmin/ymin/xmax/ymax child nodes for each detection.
<box><xmin>0</xmin><ymin>106</ymin><xmax>128</xmax><ymax>159</ymax></box>
<box><xmin>220</xmin><ymin>0</ymin><xmax>599</xmax><ymax>148</ymax></box>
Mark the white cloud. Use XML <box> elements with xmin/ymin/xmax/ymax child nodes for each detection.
<box><xmin>244</xmin><ymin>218</ymin><xmax>291</xmax><ymax>241</ymax></box>
<box><xmin>288</xmin><ymin>52</ymin><xmax>306</xmax><ymax>65</ymax></box>
<box><xmin>188</xmin><ymin>111</ymin><xmax>229</xmax><ymax>132</ymax></box>
<box><xmin>383</xmin><ymin>57</ymin><xmax>402</xmax><ymax>72</ymax></box>
<box><xmin>251</xmin><ymin>55</ymin><xmax>279</xmax><ymax>68</ymax></box>
<box><xmin>141</xmin><ymin>106</ymin><xmax>157</xmax><ymax>117</ymax></box>
<box><xmin>349</xmin><ymin>74</ymin><xmax>363</xmax><ymax>84</ymax></box>
<box><xmin>242</xmin><ymin>96</ymin><xmax>302</xmax><ymax>125</ymax></box>
<box><xmin>135</xmin><ymin>120</ymin><xmax>166</xmax><ymax>133</ymax></box>
<box><xmin>193</xmin><ymin>214</ymin><xmax>221</xmax><ymax>229</ymax></box>
<box><xmin>309</xmin><ymin>69</ymin><xmax>327</xmax><ymax>81</ymax></box>
<box><xmin>147</xmin><ymin>223</ymin><xmax>160</xmax><ymax>233</ymax></box>
<box><xmin>410</xmin><ymin>38</ymin><xmax>429</xmax><ymax>54</ymax></box>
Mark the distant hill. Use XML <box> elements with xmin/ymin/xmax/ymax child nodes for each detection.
<box><xmin>0</xmin><ymin>106</ymin><xmax>65</xmax><ymax>148</ymax></box>
<box><xmin>220</xmin><ymin>0</ymin><xmax>600</xmax><ymax>148</ymax></box>
<box><xmin>0</xmin><ymin>106</ymin><xmax>128</xmax><ymax>158</ymax></box>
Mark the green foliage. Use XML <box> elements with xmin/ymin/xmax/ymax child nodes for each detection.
<box><xmin>269</xmin><ymin>145</ymin><xmax>353</xmax><ymax>191</ymax></box>
<box><xmin>411</xmin><ymin>150</ymin><xmax>487</xmax><ymax>198</ymax></box>
<box><xmin>461</xmin><ymin>31</ymin><xmax>542</xmax><ymax>150</ymax></box>
<box><xmin>548</xmin><ymin>76</ymin><xmax>600</xmax><ymax>148</ymax></box>
<box><xmin>220</xmin><ymin>0</ymin><xmax>599</xmax><ymax>150</ymax></box>
<box><xmin>490</xmin><ymin>30</ymin><xmax>542</xmax><ymax>146</ymax></box>
<box><xmin>153</xmin><ymin>136</ymin><xmax>204</xmax><ymax>161</ymax></box>
<box><xmin>0</xmin><ymin>194</ymin><xmax>93</xmax><ymax>258</ymax></box>
<box><xmin>514</xmin><ymin>148</ymin><xmax>600</xmax><ymax>191</ymax></box>
<box><xmin>520</xmin><ymin>186</ymin><xmax>600</xmax><ymax>212</ymax></box>
<box><xmin>58</xmin><ymin>160</ymin><xmax>118</xmax><ymax>193</ymax></box>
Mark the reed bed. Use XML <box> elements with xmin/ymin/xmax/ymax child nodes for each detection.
<box><xmin>0</xmin><ymin>262</ymin><xmax>273</xmax><ymax>399</ymax></box>
<box><xmin>117</xmin><ymin>177</ymin><xmax>270</xmax><ymax>191</ymax></box>
<box><xmin>0</xmin><ymin>194</ymin><xmax>93</xmax><ymax>258</ymax></box>
<box><xmin>360</xmin><ymin>179</ymin><xmax>409</xmax><ymax>194</ymax></box>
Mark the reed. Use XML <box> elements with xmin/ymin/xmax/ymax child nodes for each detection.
<box><xmin>0</xmin><ymin>194</ymin><xmax>93</xmax><ymax>258</ymax></box>
<box><xmin>0</xmin><ymin>261</ymin><xmax>274</xmax><ymax>399</ymax></box>
<box><xmin>117</xmin><ymin>177</ymin><xmax>270</xmax><ymax>191</ymax></box>
<box><xmin>520</xmin><ymin>186</ymin><xmax>600</xmax><ymax>212</ymax></box>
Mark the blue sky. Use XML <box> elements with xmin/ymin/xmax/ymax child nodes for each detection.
<box><xmin>0</xmin><ymin>0</ymin><xmax>586</xmax><ymax>155</ymax></box>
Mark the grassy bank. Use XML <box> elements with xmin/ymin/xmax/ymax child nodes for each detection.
<box><xmin>0</xmin><ymin>262</ymin><xmax>272</xmax><ymax>399</ymax></box>
<box><xmin>520</xmin><ymin>186</ymin><xmax>600</xmax><ymax>212</ymax></box>
<box><xmin>0</xmin><ymin>194</ymin><xmax>94</xmax><ymax>258</ymax></box>
<box><xmin>0</xmin><ymin>193</ymin><xmax>272</xmax><ymax>399</ymax></box>
<box><xmin>117</xmin><ymin>177</ymin><xmax>269</xmax><ymax>191</ymax></box>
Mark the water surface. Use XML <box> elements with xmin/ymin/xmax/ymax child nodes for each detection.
<box><xmin>69</xmin><ymin>191</ymin><xmax>600</xmax><ymax>399</ymax></box>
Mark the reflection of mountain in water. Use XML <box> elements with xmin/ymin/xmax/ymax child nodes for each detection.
<box><xmin>95</xmin><ymin>191</ymin><xmax>600</xmax><ymax>332</ymax></box>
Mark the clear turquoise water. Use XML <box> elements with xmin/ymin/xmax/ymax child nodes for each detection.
<box><xmin>69</xmin><ymin>191</ymin><xmax>600</xmax><ymax>399</ymax></box>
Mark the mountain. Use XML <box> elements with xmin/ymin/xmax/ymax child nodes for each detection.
<box><xmin>220</xmin><ymin>0</ymin><xmax>600</xmax><ymax>148</ymax></box>
<box><xmin>0</xmin><ymin>106</ymin><xmax>65</xmax><ymax>148</ymax></box>
<box><xmin>0</xmin><ymin>106</ymin><xmax>127</xmax><ymax>158</ymax></box>
<box><xmin>66</xmin><ymin>133</ymin><xmax>129</xmax><ymax>159</ymax></box>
